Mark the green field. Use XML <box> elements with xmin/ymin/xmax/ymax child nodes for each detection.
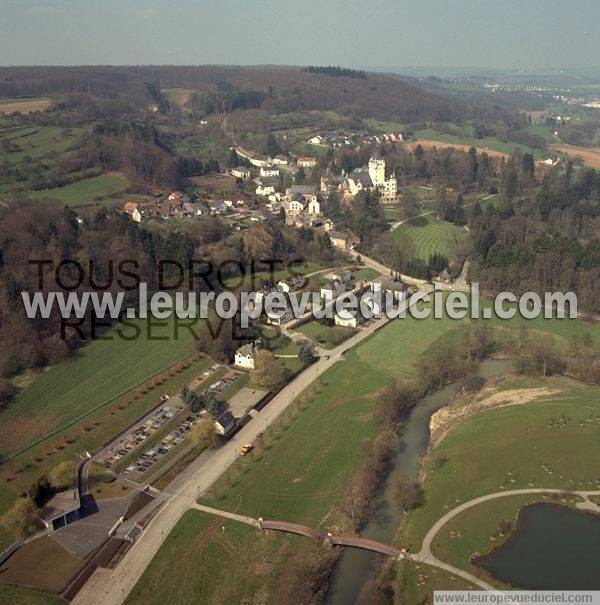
<box><xmin>391</xmin><ymin>214</ymin><xmax>468</xmax><ymax>262</ymax></box>
<box><xmin>0</xmin><ymin>98</ymin><xmax>50</xmax><ymax>105</ymax></box>
<box><xmin>0</xmin><ymin>126</ymin><xmax>88</xmax><ymax>195</ymax></box>
<box><xmin>363</xmin><ymin>117</ymin><xmax>407</xmax><ymax>133</ymax></box>
<box><xmin>0</xmin><ymin>313</ymin><xmax>200</xmax><ymax>459</ymax></box>
<box><xmin>413</xmin><ymin>128</ymin><xmax>543</xmax><ymax>158</ymax></box>
<box><xmin>28</xmin><ymin>173</ymin><xmax>129</xmax><ymax>205</ymax></box>
<box><xmin>295</xmin><ymin>319</ymin><xmax>357</xmax><ymax>349</ymax></box>
<box><xmin>129</xmin><ymin>509</ymin><xmax>311</xmax><ymax>605</ymax></box>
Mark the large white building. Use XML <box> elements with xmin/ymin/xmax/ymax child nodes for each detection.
<box><xmin>341</xmin><ymin>155</ymin><xmax>397</xmax><ymax>201</ymax></box>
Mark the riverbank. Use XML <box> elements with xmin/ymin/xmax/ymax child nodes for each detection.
<box><xmin>389</xmin><ymin>373</ymin><xmax>600</xmax><ymax>600</ymax></box>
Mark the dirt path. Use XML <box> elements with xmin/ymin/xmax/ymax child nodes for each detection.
<box><xmin>405</xmin><ymin>139</ymin><xmax>510</xmax><ymax>160</ymax></box>
<box><xmin>429</xmin><ymin>386</ymin><xmax>561</xmax><ymax>448</ymax></box>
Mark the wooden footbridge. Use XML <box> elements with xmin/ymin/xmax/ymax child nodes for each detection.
<box><xmin>258</xmin><ymin>519</ymin><xmax>404</xmax><ymax>559</ymax></box>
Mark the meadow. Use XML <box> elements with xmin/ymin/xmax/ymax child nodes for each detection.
<box><xmin>0</xmin><ymin>126</ymin><xmax>89</xmax><ymax>196</ymax></box>
<box><xmin>0</xmin><ymin>313</ymin><xmax>200</xmax><ymax>460</ymax></box>
<box><xmin>28</xmin><ymin>173</ymin><xmax>129</xmax><ymax>206</ymax></box>
<box><xmin>391</xmin><ymin>214</ymin><xmax>468</xmax><ymax>262</ymax></box>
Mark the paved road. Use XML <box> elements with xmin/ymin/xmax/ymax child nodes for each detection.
<box><xmin>412</xmin><ymin>488</ymin><xmax>600</xmax><ymax>591</ymax></box>
<box><xmin>73</xmin><ymin>314</ymin><xmax>393</xmax><ymax>605</ymax></box>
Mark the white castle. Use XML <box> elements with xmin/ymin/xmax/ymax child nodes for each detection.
<box><xmin>341</xmin><ymin>155</ymin><xmax>397</xmax><ymax>201</ymax></box>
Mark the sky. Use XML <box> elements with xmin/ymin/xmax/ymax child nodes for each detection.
<box><xmin>1</xmin><ymin>0</ymin><xmax>599</xmax><ymax>70</ymax></box>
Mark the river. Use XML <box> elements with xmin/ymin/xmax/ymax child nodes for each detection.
<box><xmin>325</xmin><ymin>358</ymin><xmax>514</xmax><ymax>604</ymax></box>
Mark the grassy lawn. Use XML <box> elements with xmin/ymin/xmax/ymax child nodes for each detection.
<box><xmin>0</xmin><ymin>98</ymin><xmax>49</xmax><ymax>105</ymax></box>
<box><xmin>395</xmin><ymin>559</ymin><xmax>482</xmax><ymax>603</ymax></box>
<box><xmin>28</xmin><ymin>173</ymin><xmax>129</xmax><ymax>205</ymax></box>
<box><xmin>0</xmin><ymin>314</ymin><xmax>201</xmax><ymax>460</ymax></box>
<box><xmin>351</xmin><ymin>267</ymin><xmax>380</xmax><ymax>281</ymax></box>
<box><xmin>391</xmin><ymin>214</ymin><xmax>468</xmax><ymax>263</ymax></box>
<box><xmin>363</xmin><ymin>117</ymin><xmax>407</xmax><ymax>132</ymax></box>
<box><xmin>0</xmin><ymin>535</ymin><xmax>82</xmax><ymax>593</ymax></box>
<box><xmin>0</xmin><ymin>586</ymin><xmax>63</xmax><ymax>605</ymax></box>
<box><xmin>295</xmin><ymin>319</ymin><xmax>356</xmax><ymax>349</ymax></box>
<box><xmin>398</xmin><ymin>376</ymin><xmax>600</xmax><ymax>557</ymax></box>
<box><xmin>129</xmin><ymin>509</ymin><xmax>311</xmax><ymax>605</ymax></box>
<box><xmin>0</xmin><ymin>126</ymin><xmax>87</xmax><ymax>194</ymax></box>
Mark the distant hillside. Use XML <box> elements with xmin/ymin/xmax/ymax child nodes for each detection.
<box><xmin>0</xmin><ymin>65</ymin><xmax>465</xmax><ymax>123</ymax></box>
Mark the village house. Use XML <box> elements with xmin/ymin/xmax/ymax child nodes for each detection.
<box><xmin>257</xmin><ymin>183</ymin><xmax>276</xmax><ymax>196</ymax></box>
<box><xmin>214</xmin><ymin>411</ymin><xmax>237</xmax><ymax>437</ymax></box>
<box><xmin>331</xmin><ymin>271</ymin><xmax>353</xmax><ymax>287</ymax></box>
<box><xmin>168</xmin><ymin>191</ymin><xmax>187</xmax><ymax>207</ymax></box>
<box><xmin>282</xmin><ymin>199</ymin><xmax>306</xmax><ymax>216</ymax></box>
<box><xmin>334</xmin><ymin>309</ymin><xmax>364</xmax><ymax>329</ymax></box>
<box><xmin>329</xmin><ymin>230</ymin><xmax>360</xmax><ymax>251</ymax></box>
<box><xmin>368</xmin><ymin>277</ymin><xmax>408</xmax><ymax>314</ymax></box>
<box><xmin>260</xmin><ymin>165</ymin><xmax>280</xmax><ymax>178</ymax></box>
<box><xmin>231</xmin><ymin>166</ymin><xmax>251</xmax><ymax>179</ymax></box>
<box><xmin>209</xmin><ymin>200</ymin><xmax>229</xmax><ymax>215</ymax></box>
<box><xmin>181</xmin><ymin>202</ymin><xmax>207</xmax><ymax>218</ymax></box>
<box><xmin>123</xmin><ymin>201</ymin><xmax>143</xmax><ymax>223</ymax></box>
<box><xmin>271</xmin><ymin>155</ymin><xmax>289</xmax><ymax>165</ymax></box>
<box><xmin>224</xmin><ymin>193</ymin><xmax>248</xmax><ymax>207</ymax></box>
<box><xmin>234</xmin><ymin>343</ymin><xmax>258</xmax><ymax>369</ymax></box>
<box><xmin>297</xmin><ymin>156</ymin><xmax>317</xmax><ymax>168</ymax></box>
<box><xmin>277</xmin><ymin>275</ymin><xmax>306</xmax><ymax>293</ymax></box>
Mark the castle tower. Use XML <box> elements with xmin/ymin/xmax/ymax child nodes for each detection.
<box><xmin>368</xmin><ymin>156</ymin><xmax>386</xmax><ymax>187</ymax></box>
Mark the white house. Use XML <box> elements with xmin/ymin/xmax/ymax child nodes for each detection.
<box><xmin>334</xmin><ymin>310</ymin><xmax>362</xmax><ymax>329</ymax></box>
<box><xmin>123</xmin><ymin>201</ymin><xmax>143</xmax><ymax>223</ymax></box>
<box><xmin>234</xmin><ymin>343</ymin><xmax>257</xmax><ymax>369</ymax></box>
<box><xmin>298</xmin><ymin>156</ymin><xmax>317</xmax><ymax>168</ymax></box>
<box><xmin>283</xmin><ymin>199</ymin><xmax>306</xmax><ymax>214</ymax></box>
<box><xmin>214</xmin><ymin>411</ymin><xmax>236</xmax><ymax>436</ymax></box>
<box><xmin>256</xmin><ymin>184</ymin><xmax>276</xmax><ymax>196</ymax></box>
<box><xmin>260</xmin><ymin>165</ymin><xmax>280</xmax><ymax>178</ymax></box>
<box><xmin>210</xmin><ymin>200</ymin><xmax>229</xmax><ymax>215</ymax></box>
<box><xmin>271</xmin><ymin>155</ymin><xmax>289</xmax><ymax>165</ymax></box>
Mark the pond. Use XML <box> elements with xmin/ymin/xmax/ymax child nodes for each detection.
<box><xmin>473</xmin><ymin>503</ymin><xmax>600</xmax><ymax>590</ymax></box>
